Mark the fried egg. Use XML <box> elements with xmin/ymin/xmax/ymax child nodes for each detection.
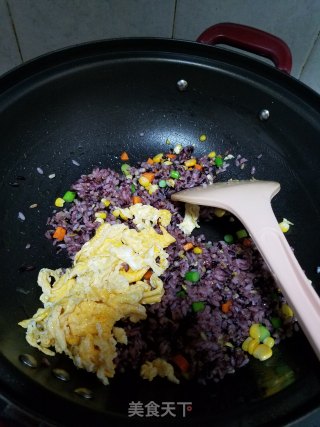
<box><xmin>178</xmin><ymin>202</ymin><xmax>200</xmax><ymax>235</ymax></box>
<box><xmin>140</xmin><ymin>358</ymin><xmax>180</xmax><ymax>384</ymax></box>
<box><xmin>19</xmin><ymin>205</ymin><xmax>175</xmax><ymax>385</ymax></box>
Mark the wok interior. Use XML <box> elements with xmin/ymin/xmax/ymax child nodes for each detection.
<box><xmin>0</xmin><ymin>40</ymin><xmax>320</xmax><ymax>425</ymax></box>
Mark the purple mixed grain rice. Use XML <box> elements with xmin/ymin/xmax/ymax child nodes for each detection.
<box><xmin>46</xmin><ymin>146</ymin><xmax>296</xmax><ymax>384</ymax></box>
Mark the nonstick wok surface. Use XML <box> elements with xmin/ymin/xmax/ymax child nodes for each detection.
<box><xmin>0</xmin><ymin>39</ymin><xmax>320</xmax><ymax>426</ymax></box>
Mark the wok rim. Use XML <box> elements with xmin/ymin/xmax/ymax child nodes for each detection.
<box><xmin>1</xmin><ymin>36</ymin><xmax>320</xmax><ymax>102</ymax></box>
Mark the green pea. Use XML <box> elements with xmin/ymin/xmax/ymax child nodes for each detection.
<box><xmin>170</xmin><ymin>170</ymin><xmax>180</xmax><ymax>179</ymax></box>
<box><xmin>130</xmin><ymin>184</ymin><xmax>136</xmax><ymax>193</ymax></box>
<box><xmin>158</xmin><ymin>179</ymin><xmax>167</xmax><ymax>188</ymax></box>
<box><xmin>270</xmin><ymin>317</ymin><xmax>282</xmax><ymax>329</ymax></box>
<box><xmin>192</xmin><ymin>301</ymin><xmax>206</xmax><ymax>313</ymax></box>
<box><xmin>236</xmin><ymin>229</ymin><xmax>248</xmax><ymax>239</ymax></box>
<box><xmin>224</xmin><ymin>234</ymin><xmax>234</xmax><ymax>244</ymax></box>
<box><xmin>63</xmin><ymin>191</ymin><xmax>76</xmax><ymax>202</ymax></box>
<box><xmin>184</xmin><ymin>270</ymin><xmax>200</xmax><ymax>282</ymax></box>
<box><xmin>215</xmin><ymin>156</ymin><xmax>223</xmax><ymax>167</ymax></box>
<box><xmin>176</xmin><ymin>289</ymin><xmax>187</xmax><ymax>298</ymax></box>
<box><xmin>259</xmin><ymin>325</ymin><xmax>270</xmax><ymax>342</ymax></box>
<box><xmin>121</xmin><ymin>164</ymin><xmax>131</xmax><ymax>176</ymax></box>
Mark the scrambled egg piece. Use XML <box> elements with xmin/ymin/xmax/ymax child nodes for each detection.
<box><xmin>140</xmin><ymin>358</ymin><xmax>180</xmax><ymax>384</ymax></box>
<box><xmin>19</xmin><ymin>205</ymin><xmax>175</xmax><ymax>385</ymax></box>
<box><xmin>113</xmin><ymin>203</ymin><xmax>171</xmax><ymax>230</ymax></box>
<box><xmin>178</xmin><ymin>203</ymin><xmax>200</xmax><ymax>235</ymax></box>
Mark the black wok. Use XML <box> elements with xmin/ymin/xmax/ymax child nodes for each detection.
<box><xmin>0</xmin><ymin>23</ymin><xmax>320</xmax><ymax>426</ymax></box>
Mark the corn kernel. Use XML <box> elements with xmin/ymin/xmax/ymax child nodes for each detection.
<box><xmin>242</xmin><ymin>337</ymin><xmax>253</xmax><ymax>352</ymax></box>
<box><xmin>94</xmin><ymin>212</ymin><xmax>107</xmax><ymax>219</ymax></box>
<box><xmin>253</xmin><ymin>344</ymin><xmax>273</xmax><ymax>361</ymax></box>
<box><xmin>279</xmin><ymin>221</ymin><xmax>290</xmax><ymax>233</ymax></box>
<box><xmin>54</xmin><ymin>197</ymin><xmax>65</xmax><ymax>207</ymax></box>
<box><xmin>101</xmin><ymin>198</ymin><xmax>111</xmax><ymax>207</ymax></box>
<box><xmin>213</xmin><ymin>207</ymin><xmax>226</xmax><ymax>217</ymax></box>
<box><xmin>193</xmin><ymin>247</ymin><xmax>203</xmax><ymax>254</ymax></box>
<box><xmin>247</xmin><ymin>338</ymin><xmax>260</xmax><ymax>355</ymax></box>
<box><xmin>119</xmin><ymin>211</ymin><xmax>128</xmax><ymax>221</ymax></box>
<box><xmin>199</xmin><ymin>134</ymin><xmax>207</xmax><ymax>142</ymax></box>
<box><xmin>152</xmin><ymin>153</ymin><xmax>163</xmax><ymax>163</ymax></box>
<box><xmin>112</xmin><ymin>209</ymin><xmax>120</xmax><ymax>217</ymax></box>
<box><xmin>139</xmin><ymin>176</ymin><xmax>151</xmax><ymax>188</ymax></box>
<box><xmin>281</xmin><ymin>303</ymin><xmax>294</xmax><ymax>318</ymax></box>
<box><xmin>208</xmin><ymin>151</ymin><xmax>216</xmax><ymax>159</ymax></box>
<box><xmin>184</xmin><ymin>158</ymin><xmax>197</xmax><ymax>167</ymax></box>
<box><xmin>279</xmin><ymin>218</ymin><xmax>294</xmax><ymax>233</ymax></box>
<box><xmin>249</xmin><ymin>323</ymin><xmax>261</xmax><ymax>340</ymax></box>
<box><xmin>249</xmin><ymin>323</ymin><xmax>271</xmax><ymax>343</ymax></box>
<box><xmin>263</xmin><ymin>337</ymin><xmax>275</xmax><ymax>348</ymax></box>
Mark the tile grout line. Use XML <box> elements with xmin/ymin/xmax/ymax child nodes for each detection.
<box><xmin>5</xmin><ymin>0</ymin><xmax>24</xmax><ymax>62</ymax></box>
<box><xmin>171</xmin><ymin>0</ymin><xmax>178</xmax><ymax>39</ymax></box>
<box><xmin>298</xmin><ymin>29</ymin><xmax>320</xmax><ymax>80</ymax></box>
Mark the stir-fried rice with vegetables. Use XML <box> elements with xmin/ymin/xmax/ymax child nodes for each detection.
<box><xmin>20</xmin><ymin>145</ymin><xmax>297</xmax><ymax>385</ymax></box>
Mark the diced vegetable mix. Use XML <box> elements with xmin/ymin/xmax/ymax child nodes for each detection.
<box><xmin>224</xmin><ymin>234</ymin><xmax>234</xmax><ymax>244</ymax></box>
<box><xmin>192</xmin><ymin>301</ymin><xmax>206</xmax><ymax>313</ymax></box>
<box><xmin>172</xmin><ymin>354</ymin><xmax>190</xmax><ymax>373</ymax></box>
<box><xmin>279</xmin><ymin>218</ymin><xmax>294</xmax><ymax>233</ymax></box>
<box><xmin>215</xmin><ymin>156</ymin><xmax>224</xmax><ymax>167</ymax></box>
<box><xmin>42</xmin><ymin>141</ymin><xmax>300</xmax><ymax>384</ymax></box>
<box><xmin>132</xmin><ymin>196</ymin><xmax>142</xmax><ymax>205</ymax></box>
<box><xmin>242</xmin><ymin>324</ymin><xmax>275</xmax><ymax>361</ymax></box>
<box><xmin>53</xmin><ymin>226</ymin><xmax>66</xmax><ymax>241</ymax></box>
<box><xmin>184</xmin><ymin>271</ymin><xmax>201</xmax><ymax>283</ymax></box>
<box><xmin>121</xmin><ymin>164</ymin><xmax>131</xmax><ymax>176</ymax></box>
<box><xmin>63</xmin><ymin>191</ymin><xmax>76</xmax><ymax>202</ymax></box>
<box><xmin>221</xmin><ymin>300</ymin><xmax>232</xmax><ymax>313</ymax></box>
<box><xmin>183</xmin><ymin>242</ymin><xmax>194</xmax><ymax>251</ymax></box>
<box><xmin>176</xmin><ymin>289</ymin><xmax>187</xmax><ymax>298</ymax></box>
<box><xmin>54</xmin><ymin>197</ymin><xmax>65</xmax><ymax>207</ymax></box>
<box><xmin>170</xmin><ymin>170</ymin><xmax>180</xmax><ymax>179</ymax></box>
<box><xmin>193</xmin><ymin>247</ymin><xmax>202</xmax><ymax>254</ymax></box>
<box><xmin>236</xmin><ymin>229</ymin><xmax>248</xmax><ymax>239</ymax></box>
<box><xmin>120</xmin><ymin>151</ymin><xmax>129</xmax><ymax>161</ymax></box>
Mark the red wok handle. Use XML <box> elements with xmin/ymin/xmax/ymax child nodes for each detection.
<box><xmin>197</xmin><ymin>22</ymin><xmax>292</xmax><ymax>74</ymax></box>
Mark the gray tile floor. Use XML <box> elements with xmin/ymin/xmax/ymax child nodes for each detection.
<box><xmin>0</xmin><ymin>0</ymin><xmax>22</xmax><ymax>74</ymax></box>
<box><xmin>0</xmin><ymin>0</ymin><xmax>320</xmax><ymax>92</ymax></box>
<box><xmin>1</xmin><ymin>0</ymin><xmax>320</xmax><ymax>93</ymax></box>
<box><xmin>174</xmin><ymin>0</ymin><xmax>320</xmax><ymax>81</ymax></box>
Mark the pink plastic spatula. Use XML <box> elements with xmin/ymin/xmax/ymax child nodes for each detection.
<box><xmin>172</xmin><ymin>180</ymin><xmax>320</xmax><ymax>360</ymax></box>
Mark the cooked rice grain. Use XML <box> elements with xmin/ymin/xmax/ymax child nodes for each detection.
<box><xmin>47</xmin><ymin>147</ymin><xmax>295</xmax><ymax>383</ymax></box>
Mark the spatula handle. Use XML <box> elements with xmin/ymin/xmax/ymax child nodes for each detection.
<box><xmin>171</xmin><ymin>181</ymin><xmax>320</xmax><ymax>359</ymax></box>
<box><xmin>248</xmin><ymin>211</ymin><xmax>320</xmax><ymax>359</ymax></box>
